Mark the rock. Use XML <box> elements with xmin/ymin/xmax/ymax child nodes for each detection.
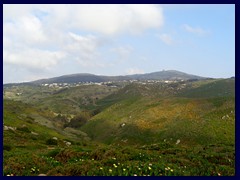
<box><xmin>38</xmin><ymin>174</ymin><xmax>47</xmax><ymax>176</ymax></box>
<box><xmin>10</xmin><ymin>127</ymin><xmax>16</xmax><ymax>131</ymax></box>
<box><xmin>65</xmin><ymin>141</ymin><xmax>71</xmax><ymax>146</ymax></box>
<box><xmin>120</xmin><ymin>123</ymin><xmax>126</xmax><ymax>128</ymax></box>
<box><xmin>121</xmin><ymin>139</ymin><xmax>128</xmax><ymax>143</ymax></box>
<box><xmin>176</xmin><ymin>139</ymin><xmax>181</xmax><ymax>145</ymax></box>
<box><xmin>4</xmin><ymin>126</ymin><xmax>16</xmax><ymax>131</ymax></box>
<box><xmin>31</xmin><ymin>131</ymin><xmax>39</xmax><ymax>136</ymax></box>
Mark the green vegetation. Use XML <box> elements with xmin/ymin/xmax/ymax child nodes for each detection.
<box><xmin>64</xmin><ymin>112</ymin><xmax>91</xmax><ymax>128</ymax></box>
<box><xmin>3</xmin><ymin>78</ymin><xmax>235</xmax><ymax>176</ymax></box>
<box><xmin>3</xmin><ymin>142</ymin><xmax>234</xmax><ymax>176</ymax></box>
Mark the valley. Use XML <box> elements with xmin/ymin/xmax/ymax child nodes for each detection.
<box><xmin>3</xmin><ymin>71</ymin><xmax>235</xmax><ymax>176</ymax></box>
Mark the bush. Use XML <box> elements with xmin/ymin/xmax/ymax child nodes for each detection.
<box><xmin>46</xmin><ymin>138</ymin><xmax>58</xmax><ymax>145</ymax></box>
<box><xmin>3</xmin><ymin>145</ymin><xmax>12</xmax><ymax>151</ymax></box>
<box><xmin>65</xmin><ymin>112</ymin><xmax>91</xmax><ymax>128</ymax></box>
<box><xmin>17</xmin><ymin>126</ymin><xmax>31</xmax><ymax>133</ymax></box>
<box><xmin>91</xmin><ymin>108</ymin><xmax>101</xmax><ymax>116</ymax></box>
<box><xmin>46</xmin><ymin>149</ymin><xmax>61</xmax><ymax>157</ymax></box>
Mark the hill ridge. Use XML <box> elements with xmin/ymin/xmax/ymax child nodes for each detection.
<box><xmin>4</xmin><ymin>70</ymin><xmax>207</xmax><ymax>86</ymax></box>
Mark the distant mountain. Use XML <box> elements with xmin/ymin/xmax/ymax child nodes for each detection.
<box><xmin>126</xmin><ymin>70</ymin><xmax>205</xmax><ymax>81</ymax></box>
<box><xmin>4</xmin><ymin>70</ymin><xmax>207</xmax><ymax>86</ymax></box>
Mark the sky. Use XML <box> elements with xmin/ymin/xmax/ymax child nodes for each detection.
<box><xmin>3</xmin><ymin>4</ymin><xmax>235</xmax><ymax>83</ymax></box>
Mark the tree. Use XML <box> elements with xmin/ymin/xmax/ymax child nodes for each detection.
<box><xmin>65</xmin><ymin>111</ymin><xmax>91</xmax><ymax>128</ymax></box>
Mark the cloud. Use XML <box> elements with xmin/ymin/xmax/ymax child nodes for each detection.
<box><xmin>182</xmin><ymin>24</ymin><xmax>209</xmax><ymax>35</ymax></box>
<box><xmin>3</xmin><ymin>4</ymin><xmax>164</xmax><ymax>83</ymax></box>
<box><xmin>65</xmin><ymin>32</ymin><xmax>98</xmax><ymax>55</ymax></box>
<box><xmin>126</xmin><ymin>68</ymin><xmax>145</xmax><ymax>75</ymax></box>
<box><xmin>156</xmin><ymin>33</ymin><xmax>174</xmax><ymax>45</ymax></box>
<box><xmin>4</xmin><ymin>15</ymin><xmax>47</xmax><ymax>46</ymax></box>
<box><xmin>111</xmin><ymin>45</ymin><xmax>134</xmax><ymax>60</ymax></box>
<box><xmin>70</xmin><ymin>4</ymin><xmax>164</xmax><ymax>35</ymax></box>
<box><xmin>3</xmin><ymin>48</ymin><xmax>65</xmax><ymax>70</ymax></box>
<box><xmin>4</xmin><ymin>4</ymin><xmax>164</xmax><ymax>35</ymax></box>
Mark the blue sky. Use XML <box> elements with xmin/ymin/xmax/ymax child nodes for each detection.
<box><xmin>3</xmin><ymin>4</ymin><xmax>235</xmax><ymax>83</ymax></box>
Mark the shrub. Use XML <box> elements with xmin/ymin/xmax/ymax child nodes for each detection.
<box><xmin>17</xmin><ymin>126</ymin><xmax>31</xmax><ymax>133</ymax></box>
<box><xmin>3</xmin><ymin>145</ymin><xmax>12</xmax><ymax>151</ymax></box>
<box><xmin>65</xmin><ymin>112</ymin><xmax>91</xmax><ymax>128</ymax></box>
<box><xmin>46</xmin><ymin>149</ymin><xmax>62</xmax><ymax>157</ymax></box>
<box><xmin>46</xmin><ymin>138</ymin><xmax>58</xmax><ymax>145</ymax></box>
<box><xmin>91</xmin><ymin>108</ymin><xmax>101</xmax><ymax>116</ymax></box>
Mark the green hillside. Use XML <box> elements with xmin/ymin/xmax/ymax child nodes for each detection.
<box><xmin>177</xmin><ymin>79</ymin><xmax>235</xmax><ymax>98</ymax></box>
<box><xmin>3</xmin><ymin>78</ymin><xmax>235</xmax><ymax>176</ymax></box>
<box><xmin>4</xmin><ymin>84</ymin><xmax>119</xmax><ymax>115</ymax></box>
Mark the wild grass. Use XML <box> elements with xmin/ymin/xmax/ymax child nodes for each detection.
<box><xmin>3</xmin><ymin>142</ymin><xmax>234</xmax><ymax>176</ymax></box>
<box><xmin>3</xmin><ymin>78</ymin><xmax>235</xmax><ymax>176</ymax></box>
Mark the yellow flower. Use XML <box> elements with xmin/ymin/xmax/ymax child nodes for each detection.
<box><xmin>109</xmin><ymin>169</ymin><xmax>112</xmax><ymax>173</ymax></box>
<box><xmin>123</xmin><ymin>168</ymin><xmax>126</xmax><ymax>171</ymax></box>
<box><xmin>99</xmin><ymin>167</ymin><xmax>103</xmax><ymax>170</ymax></box>
<box><xmin>148</xmin><ymin>166</ymin><xmax>152</xmax><ymax>170</ymax></box>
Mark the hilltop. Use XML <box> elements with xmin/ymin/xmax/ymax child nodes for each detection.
<box><xmin>4</xmin><ymin>70</ymin><xmax>206</xmax><ymax>86</ymax></box>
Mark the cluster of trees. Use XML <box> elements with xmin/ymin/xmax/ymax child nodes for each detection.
<box><xmin>64</xmin><ymin>111</ymin><xmax>91</xmax><ymax>129</ymax></box>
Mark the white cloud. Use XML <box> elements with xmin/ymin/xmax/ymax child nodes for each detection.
<box><xmin>3</xmin><ymin>48</ymin><xmax>65</xmax><ymax>70</ymax></box>
<box><xmin>182</xmin><ymin>24</ymin><xmax>209</xmax><ymax>35</ymax></box>
<box><xmin>3</xmin><ymin>4</ymin><xmax>164</xmax><ymax>83</ymax></box>
<box><xmin>4</xmin><ymin>15</ymin><xmax>47</xmax><ymax>46</ymax></box>
<box><xmin>4</xmin><ymin>4</ymin><xmax>163</xmax><ymax>35</ymax></box>
<box><xmin>62</xmin><ymin>32</ymin><xmax>109</xmax><ymax>68</ymax></box>
<box><xmin>68</xmin><ymin>33</ymin><xmax>99</xmax><ymax>53</ymax></box>
<box><xmin>111</xmin><ymin>45</ymin><xmax>134</xmax><ymax>60</ymax></box>
<box><xmin>71</xmin><ymin>4</ymin><xmax>163</xmax><ymax>35</ymax></box>
<box><xmin>157</xmin><ymin>33</ymin><xmax>174</xmax><ymax>45</ymax></box>
<box><xmin>126</xmin><ymin>68</ymin><xmax>145</xmax><ymax>75</ymax></box>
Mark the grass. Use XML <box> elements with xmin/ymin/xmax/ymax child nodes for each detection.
<box><xmin>81</xmin><ymin>95</ymin><xmax>234</xmax><ymax>146</ymax></box>
<box><xmin>3</xmin><ymin>78</ymin><xmax>235</xmax><ymax>176</ymax></box>
<box><xmin>3</xmin><ymin>142</ymin><xmax>234</xmax><ymax>176</ymax></box>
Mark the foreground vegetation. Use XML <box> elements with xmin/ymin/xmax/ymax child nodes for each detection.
<box><xmin>3</xmin><ymin>138</ymin><xmax>235</xmax><ymax>176</ymax></box>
